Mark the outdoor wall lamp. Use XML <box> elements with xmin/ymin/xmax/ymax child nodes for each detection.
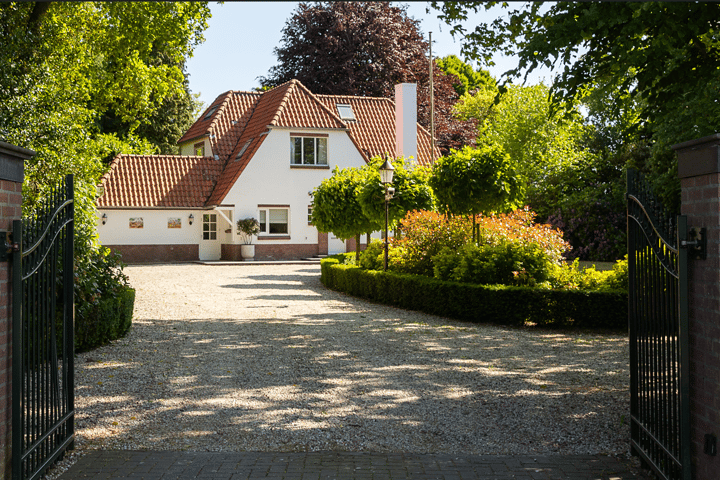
<box><xmin>101</xmin><ymin>213</ymin><xmax>107</xmax><ymax>225</ymax></box>
<box><xmin>379</xmin><ymin>159</ymin><xmax>395</xmax><ymax>271</ymax></box>
<box><xmin>188</xmin><ymin>213</ymin><xmax>194</xmax><ymax>225</ymax></box>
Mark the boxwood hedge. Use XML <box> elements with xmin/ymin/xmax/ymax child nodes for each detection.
<box><xmin>321</xmin><ymin>258</ymin><xmax>626</xmax><ymax>329</ymax></box>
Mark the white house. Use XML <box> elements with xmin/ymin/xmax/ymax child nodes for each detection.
<box><xmin>96</xmin><ymin>80</ymin><xmax>433</xmax><ymax>262</ymax></box>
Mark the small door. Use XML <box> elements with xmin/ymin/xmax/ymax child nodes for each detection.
<box><xmin>328</xmin><ymin>233</ymin><xmax>345</xmax><ymax>255</ymax></box>
<box><xmin>199</xmin><ymin>213</ymin><xmax>221</xmax><ymax>261</ymax></box>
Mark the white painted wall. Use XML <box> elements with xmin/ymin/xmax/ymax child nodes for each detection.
<box><xmin>223</xmin><ymin>128</ymin><xmax>367</xmax><ymax>247</ymax></box>
<box><xmin>96</xmin><ymin>209</ymin><xmax>231</xmax><ymax>246</ymax></box>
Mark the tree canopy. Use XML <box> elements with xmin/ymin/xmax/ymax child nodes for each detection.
<box><xmin>0</xmin><ymin>1</ymin><xmax>211</xmax><ymax>254</ymax></box>
<box><xmin>431</xmin><ymin>1</ymin><xmax>720</xmax><ymax>122</ymax></box>
<box><xmin>261</xmin><ymin>1</ymin><xmax>476</xmax><ymax>154</ymax></box>
<box><xmin>436</xmin><ymin>54</ymin><xmax>495</xmax><ymax>96</ymax></box>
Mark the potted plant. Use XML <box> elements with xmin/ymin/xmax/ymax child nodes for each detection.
<box><xmin>236</xmin><ymin>217</ymin><xmax>260</xmax><ymax>260</ymax></box>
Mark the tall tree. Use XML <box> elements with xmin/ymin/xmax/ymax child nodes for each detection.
<box><xmin>0</xmin><ymin>1</ymin><xmax>211</xmax><ymax>254</ymax></box>
<box><xmin>436</xmin><ymin>55</ymin><xmax>495</xmax><ymax>96</ymax></box>
<box><xmin>261</xmin><ymin>1</ymin><xmax>476</xmax><ymax>154</ymax></box>
<box><xmin>432</xmin><ymin>1</ymin><xmax>720</xmax><ymax>210</ymax></box>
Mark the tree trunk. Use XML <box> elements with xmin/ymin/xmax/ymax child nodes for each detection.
<box><xmin>355</xmin><ymin>233</ymin><xmax>361</xmax><ymax>263</ymax></box>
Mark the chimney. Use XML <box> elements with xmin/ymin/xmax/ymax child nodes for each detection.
<box><xmin>395</xmin><ymin>83</ymin><xmax>417</xmax><ymax>161</ymax></box>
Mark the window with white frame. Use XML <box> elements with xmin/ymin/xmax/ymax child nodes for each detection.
<box><xmin>202</xmin><ymin>213</ymin><xmax>217</xmax><ymax>240</ymax></box>
<box><xmin>258</xmin><ymin>207</ymin><xmax>289</xmax><ymax>235</ymax></box>
<box><xmin>290</xmin><ymin>136</ymin><xmax>327</xmax><ymax>165</ymax></box>
<box><xmin>307</xmin><ymin>205</ymin><xmax>313</xmax><ymax>225</ymax></box>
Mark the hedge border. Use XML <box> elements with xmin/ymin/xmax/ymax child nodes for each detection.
<box><xmin>321</xmin><ymin>259</ymin><xmax>627</xmax><ymax>329</ymax></box>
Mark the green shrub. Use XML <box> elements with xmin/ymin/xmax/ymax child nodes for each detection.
<box><xmin>359</xmin><ymin>239</ymin><xmax>384</xmax><ymax>270</ymax></box>
<box><xmin>321</xmin><ymin>259</ymin><xmax>627</xmax><ymax>329</ymax></box>
<box><xmin>432</xmin><ymin>240</ymin><xmax>552</xmax><ymax>286</ymax></box>
<box><xmin>73</xmin><ymin>247</ymin><xmax>135</xmax><ymax>352</ymax></box>
<box><xmin>547</xmin><ymin>256</ymin><xmax>628</xmax><ymax>291</ymax></box>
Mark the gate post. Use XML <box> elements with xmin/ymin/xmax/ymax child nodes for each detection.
<box><xmin>0</xmin><ymin>142</ymin><xmax>29</xmax><ymax>480</ymax></box>
<box><xmin>674</xmin><ymin>134</ymin><xmax>720</xmax><ymax>479</ymax></box>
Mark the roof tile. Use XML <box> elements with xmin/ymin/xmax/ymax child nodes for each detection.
<box><xmin>98</xmin><ymin>154</ymin><xmax>222</xmax><ymax>208</ymax></box>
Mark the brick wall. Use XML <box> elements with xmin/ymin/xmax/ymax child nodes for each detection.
<box><xmin>0</xmin><ymin>142</ymin><xmax>28</xmax><ymax>480</ymax></box>
<box><xmin>104</xmin><ymin>244</ymin><xmax>199</xmax><ymax>263</ymax></box>
<box><xmin>675</xmin><ymin>134</ymin><xmax>720</xmax><ymax>479</ymax></box>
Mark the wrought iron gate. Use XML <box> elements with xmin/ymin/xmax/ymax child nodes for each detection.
<box><xmin>12</xmin><ymin>175</ymin><xmax>74</xmax><ymax>480</ymax></box>
<box><xmin>627</xmin><ymin>169</ymin><xmax>691</xmax><ymax>480</ymax></box>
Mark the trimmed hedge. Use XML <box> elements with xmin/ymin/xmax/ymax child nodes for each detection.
<box><xmin>321</xmin><ymin>259</ymin><xmax>627</xmax><ymax>329</ymax></box>
<box><xmin>74</xmin><ymin>286</ymin><xmax>135</xmax><ymax>352</ymax></box>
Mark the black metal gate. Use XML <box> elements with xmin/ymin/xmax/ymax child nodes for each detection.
<box><xmin>627</xmin><ymin>169</ymin><xmax>691</xmax><ymax>480</ymax></box>
<box><xmin>12</xmin><ymin>175</ymin><xmax>74</xmax><ymax>480</ymax></box>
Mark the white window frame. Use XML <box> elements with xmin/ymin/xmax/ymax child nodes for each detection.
<box><xmin>202</xmin><ymin>213</ymin><xmax>217</xmax><ymax>240</ymax></box>
<box><xmin>258</xmin><ymin>207</ymin><xmax>290</xmax><ymax>236</ymax></box>
<box><xmin>290</xmin><ymin>135</ymin><xmax>328</xmax><ymax>166</ymax></box>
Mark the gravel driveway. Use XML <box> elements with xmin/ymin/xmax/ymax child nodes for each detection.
<box><xmin>66</xmin><ymin>263</ymin><xmax>632</xmax><ymax>459</ymax></box>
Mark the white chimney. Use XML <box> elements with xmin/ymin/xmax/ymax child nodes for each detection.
<box><xmin>395</xmin><ymin>83</ymin><xmax>417</xmax><ymax>161</ymax></box>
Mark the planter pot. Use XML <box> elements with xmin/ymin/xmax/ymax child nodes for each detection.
<box><xmin>240</xmin><ymin>244</ymin><xmax>255</xmax><ymax>261</ymax></box>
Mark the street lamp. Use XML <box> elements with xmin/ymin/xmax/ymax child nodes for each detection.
<box><xmin>379</xmin><ymin>159</ymin><xmax>395</xmax><ymax>271</ymax></box>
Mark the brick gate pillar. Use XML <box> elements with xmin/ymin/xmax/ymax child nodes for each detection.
<box><xmin>674</xmin><ymin>134</ymin><xmax>720</xmax><ymax>479</ymax></box>
<box><xmin>0</xmin><ymin>141</ymin><xmax>28</xmax><ymax>480</ymax></box>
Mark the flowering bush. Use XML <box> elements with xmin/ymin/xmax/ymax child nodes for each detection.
<box><xmin>388</xmin><ymin>210</ymin><xmax>471</xmax><ymax>276</ymax></box>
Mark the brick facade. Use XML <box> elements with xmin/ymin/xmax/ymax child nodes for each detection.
<box><xmin>675</xmin><ymin>134</ymin><xmax>720</xmax><ymax>479</ymax></box>
<box><xmin>104</xmin><ymin>244</ymin><xmax>199</xmax><ymax>263</ymax></box>
<box><xmin>0</xmin><ymin>142</ymin><xmax>28</xmax><ymax>480</ymax></box>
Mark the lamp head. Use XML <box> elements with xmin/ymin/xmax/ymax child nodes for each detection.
<box><xmin>379</xmin><ymin>159</ymin><xmax>394</xmax><ymax>185</ymax></box>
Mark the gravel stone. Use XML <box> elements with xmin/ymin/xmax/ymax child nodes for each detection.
<box><xmin>42</xmin><ymin>263</ymin><xmax>634</xmax><ymax>478</ymax></box>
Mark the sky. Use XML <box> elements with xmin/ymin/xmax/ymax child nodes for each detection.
<box><xmin>185</xmin><ymin>1</ymin><xmax>554</xmax><ymax>109</ymax></box>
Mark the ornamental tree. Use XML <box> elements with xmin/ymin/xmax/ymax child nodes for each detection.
<box><xmin>311</xmin><ymin>166</ymin><xmax>379</xmax><ymax>261</ymax></box>
<box><xmin>430</xmin><ymin>144</ymin><xmax>523</xmax><ymax>217</ymax></box>
<box><xmin>357</xmin><ymin>156</ymin><xmax>435</xmax><ymax>231</ymax></box>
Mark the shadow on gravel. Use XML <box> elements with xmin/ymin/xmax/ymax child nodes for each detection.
<box><xmin>73</xmin><ymin>264</ymin><xmax>630</xmax><ymax>456</ymax></box>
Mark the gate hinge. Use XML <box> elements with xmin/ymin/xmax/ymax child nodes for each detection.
<box><xmin>0</xmin><ymin>231</ymin><xmax>19</xmax><ymax>261</ymax></box>
<box><xmin>681</xmin><ymin>227</ymin><xmax>707</xmax><ymax>260</ymax></box>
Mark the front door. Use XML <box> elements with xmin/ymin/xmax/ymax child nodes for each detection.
<box><xmin>328</xmin><ymin>233</ymin><xmax>345</xmax><ymax>255</ymax></box>
<box><xmin>199</xmin><ymin>213</ymin><xmax>221</xmax><ymax>261</ymax></box>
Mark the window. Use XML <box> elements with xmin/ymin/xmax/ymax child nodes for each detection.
<box><xmin>336</xmin><ymin>104</ymin><xmax>356</xmax><ymax>121</ymax></box>
<box><xmin>202</xmin><ymin>213</ymin><xmax>217</xmax><ymax>240</ymax></box>
<box><xmin>194</xmin><ymin>142</ymin><xmax>205</xmax><ymax>156</ymax></box>
<box><xmin>307</xmin><ymin>206</ymin><xmax>313</xmax><ymax>225</ymax></box>
<box><xmin>258</xmin><ymin>208</ymin><xmax>289</xmax><ymax>235</ymax></box>
<box><xmin>290</xmin><ymin>136</ymin><xmax>327</xmax><ymax>165</ymax></box>
<box><xmin>235</xmin><ymin>139</ymin><xmax>252</xmax><ymax>160</ymax></box>
<box><xmin>203</xmin><ymin>105</ymin><xmax>218</xmax><ymax>120</ymax></box>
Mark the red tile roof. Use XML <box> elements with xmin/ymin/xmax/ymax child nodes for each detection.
<box><xmin>101</xmin><ymin>80</ymin><xmax>435</xmax><ymax>208</ymax></box>
<box><xmin>98</xmin><ymin>155</ymin><xmax>222</xmax><ymax>208</ymax></box>
<box><xmin>316</xmin><ymin>94</ymin><xmax>434</xmax><ymax>166</ymax></box>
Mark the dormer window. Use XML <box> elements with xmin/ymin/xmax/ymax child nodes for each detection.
<box><xmin>290</xmin><ymin>135</ymin><xmax>327</xmax><ymax>165</ymax></box>
<box><xmin>336</xmin><ymin>104</ymin><xmax>356</xmax><ymax>121</ymax></box>
<box><xmin>204</xmin><ymin>105</ymin><xmax>218</xmax><ymax>120</ymax></box>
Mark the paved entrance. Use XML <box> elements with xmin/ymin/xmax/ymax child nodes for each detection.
<box><xmin>58</xmin><ymin>450</ymin><xmax>650</xmax><ymax>479</ymax></box>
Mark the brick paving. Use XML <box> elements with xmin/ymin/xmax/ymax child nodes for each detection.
<box><xmin>58</xmin><ymin>450</ymin><xmax>654</xmax><ymax>480</ymax></box>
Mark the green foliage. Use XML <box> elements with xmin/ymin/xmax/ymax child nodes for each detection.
<box><xmin>0</xmin><ymin>1</ymin><xmax>210</xmax><ymax>262</ymax></box>
<box><xmin>311</xmin><ymin>166</ymin><xmax>378</xmax><ymax>240</ymax></box>
<box><xmin>433</xmin><ymin>241</ymin><xmax>552</xmax><ymax>286</ymax></box>
<box><xmin>359</xmin><ymin>240</ymin><xmax>385</xmax><ymax>271</ymax></box>
<box><xmin>430</xmin><ymin>144</ymin><xmax>522</xmax><ymax>216</ymax></box>
<box><xmin>236</xmin><ymin>217</ymin><xmax>260</xmax><ymax>244</ymax></box>
<box><xmin>322</xmin><ymin>259</ymin><xmax>627</xmax><ymax>329</ymax></box>
<box><xmin>547</xmin><ymin>257</ymin><xmax>629</xmax><ymax>292</ymax></box>
<box><xmin>357</xmin><ymin>156</ymin><xmax>434</xmax><ymax>230</ymax></box>
<box><xmin>436</xmin><ymin>54</ymin><xmax>495</xmax><ymax>96</ymax></box>
<box><xmin>73</xmin><ymin>248</ymin><xmax>135</xmax><ymax>352</ymax></box>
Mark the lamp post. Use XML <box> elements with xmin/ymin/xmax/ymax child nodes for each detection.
<box><xmin>379</xmin><ymin>159</ymin><xmax>395</xmax><ymax>271</ymax></box>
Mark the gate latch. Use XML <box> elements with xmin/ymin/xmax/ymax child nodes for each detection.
<box><xmin>0</xmin><ymin>231</ymin><xmax>19</xmax><ymax>262</ymax></box>
<box><xmin>681</xmin><ymin>227</ymin><xmax>706</xmax><ymax>260</ymax></box>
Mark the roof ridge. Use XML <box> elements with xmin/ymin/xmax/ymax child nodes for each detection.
<box><xmin>206</xmin><ymin>92</ymin><xmax>235</xmax><ymax>140</ymax></box>
<box><xmin>268</xmin><ymin>80</ymin><xmax>300</xmax><ymax>126</ymax></box>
